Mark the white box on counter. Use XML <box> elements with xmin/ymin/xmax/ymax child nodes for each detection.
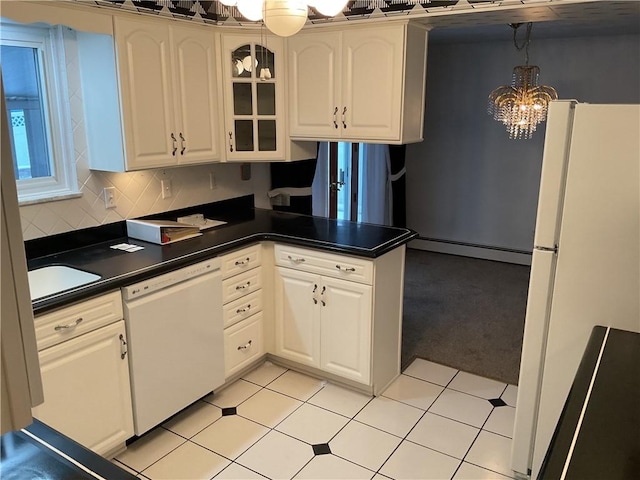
<box><xmin>126</xmin><ymin>219</ymin><xmax>202</xmax><ymax>245</ymax></box>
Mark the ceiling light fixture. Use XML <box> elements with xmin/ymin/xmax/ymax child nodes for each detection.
<box><xmin>232</xmin><ymin>0</ymin><xmax>349</xmax><ymax>37</ymax></box>
<box><xmin>488</xmin><ymin>23</ymin><xmax>558</xmax><ymax>140</ymax></box>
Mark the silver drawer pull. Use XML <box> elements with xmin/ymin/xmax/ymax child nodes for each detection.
<box><xmin>235</xmin><ymin>282</ymin><xmax>251</xmax><ymax>290</ymax></box>
<box><xmin>235</xmin><ymin>257</ymin><xmax>250</xmax><ymax>266</ymax></box>
<box><xmin>288</xmin><ymin>255</ymin><xmax>305</xmax><ymax>263</ymax></box>
<box><xmin>236</xmin><ymin>304</ymin><xmax>251</xmax><ymax>314</ymax></box>
<box><xmin>237</xmin><ymin>340</ymin><xmax>252</xmax><ymax>351</ymax></box>
<box><xmin>54</xmin><ymin>317</ymin><xmax>83</xmax><ymax>331</ymax></box>
<box><xmin>336</xmin><ymin>265</ymin><xmax>356</xmax><ymax>272</ymax></box>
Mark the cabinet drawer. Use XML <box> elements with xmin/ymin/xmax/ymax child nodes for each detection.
<box><xmin>35</xmin><ymin>291</ymin><xmax>123</xmax><ymax>350</ymax></box>
<box><xmin>222</xmin><ymin>266</ymin><xmax>262</xmax><ymax>304</ymax></box>
<box><xmin>274</xmin><ymin>244</ymin><xmax>373</xmax><ymax>285</ymax></box>
<box><xmin>220</xmin><ymin>244</ymin><xmax>261</xmax><ymax>279</ymax></box>
<box><xmin>224</xmin><ymin>312</ymin><xmax>264</xmax><ymax>378</ymax></box>
<box><xmin>223</xmin><ymin>289</ymin><xmax>263</xmax><ymax>328</ymax></box>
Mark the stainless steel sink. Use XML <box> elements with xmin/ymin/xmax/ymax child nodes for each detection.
<box><xmin>28</xmin><ymin>266</ymin><xmax>101</xmax><ymax>300</ymax></box>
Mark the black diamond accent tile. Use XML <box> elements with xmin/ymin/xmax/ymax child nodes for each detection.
<box><xmin>312</xmin><ymin>443</ymin><xmax>331</xmax><ymax>455</ymax></box>
<box><xmin>221</xmin><ymin>407</ymin><xmax>237</xmax><ymax>416</ymax></box>
<box><xmin>489</xmin><ymin>398</ymin><xmax>507</xmax><ymax>407</ymax></box>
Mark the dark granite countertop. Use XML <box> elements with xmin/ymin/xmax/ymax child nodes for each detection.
<box><xmin>539</xmin><ymin>326</ymin><xmax>640</xmax><ymax>480</ymax></box>
<box><xmin>27</xmin><ymin>196</ymin><xmax>416</xmax><ymax>315</ymax></box>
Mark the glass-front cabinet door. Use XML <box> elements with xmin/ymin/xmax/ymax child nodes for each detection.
<box><xmin>222</xmin><ymin>34</ymin><xmax>285</xmax><ymax>161</ymax></box>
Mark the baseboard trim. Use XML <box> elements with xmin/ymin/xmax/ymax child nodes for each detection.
<box><xmin>409</xmin><ymin>238</ymin><xmax>532</xmax><ymax>266</ymax></box>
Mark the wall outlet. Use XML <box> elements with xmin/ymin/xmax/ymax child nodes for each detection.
<box><xmin>161</xmin><ymin>179</ymin><xmax>172</xmax><ymax>199</ymax></box>
<box><xmin>209</xmin><ymin>172</ymin><xmax>217</xmax><ymax>190</ymax></box>
<box><xmin>103</xmin><ymin>187</ymin><xmax>117</xmax><ymax>209</ymax></box>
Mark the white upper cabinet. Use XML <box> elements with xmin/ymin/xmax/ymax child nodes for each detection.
<box><xmin>288</xmin><ymin>22</ymin><xmax>428</xmax><ymax>144</ymax></box>
<box><xmin>90</xmin><ymin>16</ymin><xmax>221</xmax><ymax>171</ymax></box>
<box><xmin>220</xmin><ymin>33</ymin><xmax>316</xmax><ymax>162</ymax></box>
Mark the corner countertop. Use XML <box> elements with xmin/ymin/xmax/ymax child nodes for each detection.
<box><xmin>27</xmin><ymin>202</ymin><xmax>416</xmax><ymax>316</ymax></box>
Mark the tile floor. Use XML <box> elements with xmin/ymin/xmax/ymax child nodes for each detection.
<box><xmin>113</xmin><ymin>359</ymin><xmax>519</xmax><ymax>480</ymax></box>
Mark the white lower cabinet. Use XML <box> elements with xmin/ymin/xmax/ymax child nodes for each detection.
<box><xmin>274</xmin><ymin>266</ymin><xmax>372</xmax><ymax>384</ymax></box>
<box><xmin>32</xmin><ymin>320</ymin><xmax>134</xmax><ymax>456</ymax></box>
<box><xmin>224</xmin><ymin>311</ymin><xmax>264</xmax><ymax>378</ymax></box>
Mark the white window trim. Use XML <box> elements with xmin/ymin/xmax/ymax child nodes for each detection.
<box><xmin>1</xmin><ymin>22</ymin><xmax>79</xmax><ymax>204</ymax></box>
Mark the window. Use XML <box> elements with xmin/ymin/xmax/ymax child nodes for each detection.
<box><xmin>1</xmin><ymin>23</ymin><xmax>77</xmax><ymax>203</ymax></box>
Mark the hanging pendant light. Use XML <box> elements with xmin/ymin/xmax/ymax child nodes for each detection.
<box><xmin>237</xmin><ymin>0</ymin><xmax>264</xmax><ymax>21</ymax></box>
<box><xmin>220</xmin><ymin>0</ymin><xmax>237</xmax><ymax>6</ymax></box>
<box><xmin>488</xmin><ymin>23</ymin><xmax>558</xmax><ymax>140</ymax></box>
<box><xmin>311</xmin><ymin>0</ymin><xmax>348</xmax><ymax>16</ymax></box>
<box><xmin>263</xmin><ymin>0</ymin><xmax>307</xmax><ymax>37</ymax></box>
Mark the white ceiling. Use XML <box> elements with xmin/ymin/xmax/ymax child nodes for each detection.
<box><xmin>422</xmin><ymin>1</ymin><xmax>640</xmax><ymax>43</ymax></box>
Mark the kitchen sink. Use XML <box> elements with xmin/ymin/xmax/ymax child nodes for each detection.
<box><xmin>28</xmin><ymin>266</ymin><xmax>101</xmax><ymax>301</ymax></box>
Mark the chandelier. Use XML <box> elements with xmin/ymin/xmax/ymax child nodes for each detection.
<box><xmin>488</xmin><ymin>23</ymin><xmax>558</xmax><ymax>140</ymax></box>
<box><xmin>220</xmin><ymin>0</ymin><xmax>349</xmax><ymax>37</ymax></box>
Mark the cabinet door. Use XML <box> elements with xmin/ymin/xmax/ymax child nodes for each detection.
<box><xmin>288</xmin><ymin>33</ymin><xmax>341</xmax><ymax>138</ymax></box>
<box><xmin>114</xmin><ymin>17</ymin><xmax>177</xmax><ymax>169</ymax></box>
<box><xmin>171</xmin><ymin>26</ymin><xmax>221</xmax><ymax>165</ymax></box>
<box><xmin>320</xmin><ymin>277</ymin><xmax>372</xmax><ymax>384</ymax></box>
<box><xmin>221</xmin><ymin>35</ymin><xmax>285</xmax><ymax>161</ymax></box>
<box><xmin>32</xmin><ymin>321</ymin><xmax>133</xmax><ymax>456</ymax></box>
<box><xmin>274</xmin><ymin>267</ymin><xmax>320</xmax><ymax>367</ymax></box>
<box><xmin>342</xmin><ymin>26</ymin><xmax>404</xmax><ymax>140</ymax></box>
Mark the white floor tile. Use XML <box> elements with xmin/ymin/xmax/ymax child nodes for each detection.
<box><xmin>236</xmin><ymin>430</ymin><xmax>314</xmax><ymax>480</ymax></box>
<box><xmin>403</xmin><ymin>358</ymin><xmax>458</xmax><ymax>386</ymax></box>
<box><xmin>141</xmin><ymin>441</ymin><xmax>229</xmax><ymax>480</ymax></box>
<box><xmin>162</xmin><ymin>401</ymin><xmax>222</xmax><ymax>438</ymax></box>
<box><xmin>192</xmin><ymin>415</ymin><xmax>269</xmax><ymax>460</ymax></box>
<box><xmin>237</xmin><ymin>388</ymin><xmax>303</xmax><ymax>428</ymax></box>
<box><xmin>465</xmin><ymin>430</ymin><xmax>515</xmax><ymax>478</ymax></box>
<box><xmin>372</xmin><ymin>475</ymin><xmax>393</xmax><ymax>480</ymax></box>
<box><xmin>112</xmin><ymin>459</ymin><xmax>138</xmax><ymax>475</ymax></box>
<box><xmin>330</xmin><ymin>420</ymin><xmax>401</xmax><ymax>471</ymax></box>
<box><xmin>407</xmin><ymin>412</ymin><xmax>479</xmax><ymax>459</ymax></box>
<box><xmin>115</xmin><ymin>428</ymin><xmax>185</xmax><ymax>472</ymax></box>
<box><xmin>454</xmin><ymin>462</ymin><xmax>513</xmax><ymax>479</ymax></box>
<box><xmin>308</xmin><ymin>382</ymin><xmax>372</xmax><ymax>418</ymax></box>
<box><xmin>484</xmin><ymin>406</ymin><xmax>516</xmax><ymax>438</ymax></box>
<box><xmin>205</xmin><ymin>379</ymin><xmax>262</xmax><ymax>408</ymax></box>
<box><xmin>276</xmin><ymin>403</ymin><xmax>349</xmax><ymax>444</ymax></box>
<box><xmin>448</xmin><ymin>371</ymin><xmax>506</xmax><ymax>400</ymax></box>
<box><xmin>267</xmin><ymin>370</ymin><xmax>325</xmax><ymax>401</ymax></box>
<box><xmin>379</xmin><ymin>440</ymin><xmax>461</xmax><ymax>480</ymax></box>
<box><xmin>354</xmin><ymin>396</ymin><xmax>423</xmax><ymax>437</ymax></box>
<box><xmin>294</xmin><ymin>454</ymin><xmax>374</xmax><ymax>479</ymax></box>
<box><xmin>215</xmin><ymin>462</ymin><xmax>267</xmax><ymax>479</ymax></box>
<box><xmin>428</xmin><ymin>389</ymin><xmax>493</xmax><ymax>428</ymax></box>
<box><xmin>242</xmin><ymin>362</ymin><xmax>287</xmax><ymax>386</ymax></box>
<box><xmin>501</xmin><ymin>385</ymin><xmax>518</xmax><ymax>407</ymax></box>
<box><xmin>382</xmin><ymin>374</ymin><xmax>444</xmax><ymax>410</ymax></box>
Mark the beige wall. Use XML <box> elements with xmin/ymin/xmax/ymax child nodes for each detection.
<box><xmin>18</xmin><ymin>26</ymin><xmax>271</xmax><ymax>241</ymax></box>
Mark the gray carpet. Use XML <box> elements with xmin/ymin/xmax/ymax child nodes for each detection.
<box><xmin>401</xmin><ymin>248</ymin><xmax>530</xmax><ymax>385</ymax></box>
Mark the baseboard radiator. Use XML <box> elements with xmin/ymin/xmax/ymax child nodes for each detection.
<box><xmin>410</xmin><ymin>236</ymin><xmax>533</xmax><ymax>266</ymax></box>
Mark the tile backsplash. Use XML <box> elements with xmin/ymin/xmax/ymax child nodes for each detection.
<box><xmin>19</xmin><ymin>27</ymin><xmax>271</xmax><ymax>241</ymax></box>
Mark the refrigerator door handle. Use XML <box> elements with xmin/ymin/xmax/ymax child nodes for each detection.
<box><xmin>534</xmin><ymin>245</ymin><xmax>558</xmax><ymax>254</ymax></box>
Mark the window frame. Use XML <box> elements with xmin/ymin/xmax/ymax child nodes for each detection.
<box><xmin>1</xmin><ymin>22</ymin><xmax>78</xmax><ymax>204</ymax></box>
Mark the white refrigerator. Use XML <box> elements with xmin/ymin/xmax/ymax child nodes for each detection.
<box><xmin>511</xmin><ymin>100</ymin><xmax>640</xmax><ymax>477</ymax></box>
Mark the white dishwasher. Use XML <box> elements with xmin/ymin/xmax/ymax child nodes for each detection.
<box><xmin>122</xmin><ymin>258</ymin><xmax>224</xmax><ymax>436</ymax></box>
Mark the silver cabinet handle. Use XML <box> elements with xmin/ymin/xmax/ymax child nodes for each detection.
<box><xmin>235</xmin><ymin>257</ymin><xmax>250</xmax><ymax>266</ymax></box>
<box><xmin>321</xmin><ymin>286</ymin><xmax>326</xmax><ymax>306</ymax></box>
<box><xmin>333</xmin><ymin>106</ymin><xmax>339</xmax><ymax>129</ymax></box>
<box><xmin>179</xmin><ymin>132</ymin><xmax>186</xmax><ymax>155</ymax></box>
<box><xmin>236</xmin><ymin>304</ymin><xmax>251</xmax><ymax>314</ymax></box>
<box><xmin>119</xmin><ymin>334</ymin><xmax>128</xmax><ymax>359</ymax></box>
<box><xmin>237</xmin><ymin>340</ymin><xmax>252</xmax><ymax>351</ymax></box>
<box><xmin>288</xmin><ymin>255</ymin><xmax>305</xmax><ymax>264</ymax></box>
<box><xmin>235</xmin><ymin>281</ymin><xmax>251</xmax><ymax>290</ymax></box>
<box><xmin>54</xmin><ymin>317</ymin><xmax>83</xmax><ymax>331</ymax></box>
<box><xmin>171</xmin><ymin>133</ymin><xmax>177</xmax><ymax>156</ymax></box>
<box><xmin>336</xmin><ymin>264</ymin><xmax>356</xmax><ymax>272</ymax></box>
<box><xmin>342</xmin><ymin>106</ymin><xmax>347</xmax><ymax>129</ymax></box>
<box><xmin>228</xmin><ymin>131</ymin><xmax>234</xmax><ymax>152</ymax></box>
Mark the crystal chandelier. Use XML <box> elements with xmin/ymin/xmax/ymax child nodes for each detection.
<box><xmin>488</xmin><ymin>23</ymin><xmax>558</xmax><ymax>140</ymax></box>
<box><xmin>222</xmin><ymin>0</ymin><xmax>348</xmax><ymax>37</ymax></box>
